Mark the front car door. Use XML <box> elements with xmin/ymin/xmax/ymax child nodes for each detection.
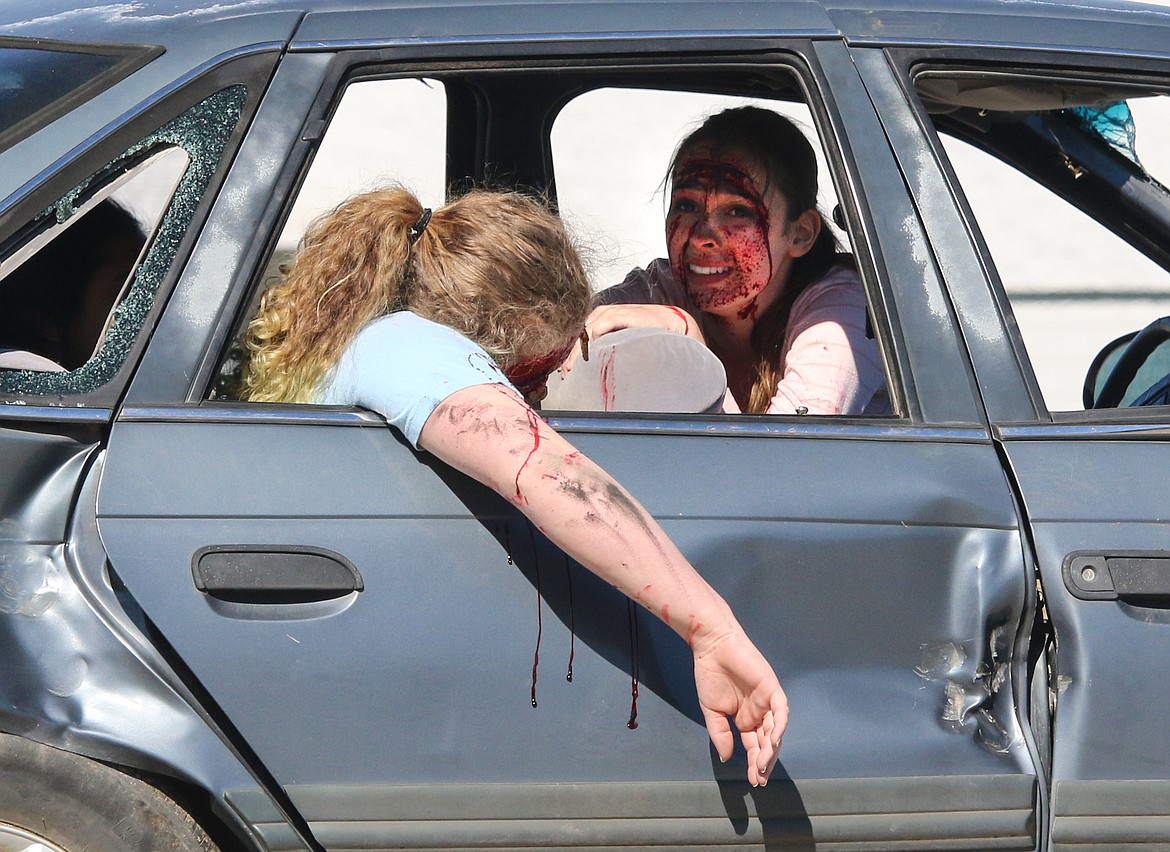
<box><xmin>852</xmin><ymin>3</ymin><xmax>1170</xmax><ymax>847</ymax></box>
<box><xmin>96</xmin><ymin>4</ymin><xmax>1045</xmax><ymax>848</ymax></box>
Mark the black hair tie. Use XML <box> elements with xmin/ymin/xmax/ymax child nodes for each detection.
<box><xmin>407</xmin><ymin>208</ymin><xmax>432</xmax><ymax>244</ymax></box>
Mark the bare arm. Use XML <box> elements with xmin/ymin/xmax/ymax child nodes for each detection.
<box><xmin>419</xmin><ymin>382</ymin><xmax>787</xmax><ymax>784</ymax></box>
<box><xmin>561</xmin><ymin>303</ymin><xmax>704</xmax><ymax>373</ymax></box>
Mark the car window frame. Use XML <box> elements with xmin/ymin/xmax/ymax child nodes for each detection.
<box><xmin>210</xmin><ymin>40</ymin><xmax>912</xmax><ymax>427</ymax></box>
<box><xmin>889</xmin><ymin>45</ymin><xmax>1170</xmax><ymax>425</ymax></box>
<box><xmin>0</xmin><ymin>51</ymin><xmax>276</xmax><ymax>413</ymax></box>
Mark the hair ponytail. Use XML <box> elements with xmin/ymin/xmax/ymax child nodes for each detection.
<box><xmin>407</xmin><ymin>190</ymin><xmax>590</xmax><ymax>369</ymax></box>
<box><xmin>245</xmin><ymin>188</ymin><xmax>425</xmax><ymax>402</ymax></box>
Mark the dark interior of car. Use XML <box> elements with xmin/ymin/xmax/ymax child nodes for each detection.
<box><xmin>409</xmin><ymin>62</ymin><xmax>808</xmax><ymax>197</ymax></box>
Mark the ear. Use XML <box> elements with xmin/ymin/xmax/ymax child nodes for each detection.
<box><xmin>786</xmin><ymin>209</ymin><xmax>821</xmax><ymax>258</ymax></box>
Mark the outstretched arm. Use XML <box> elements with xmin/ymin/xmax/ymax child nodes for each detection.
<box><xmin>419</xmin><ymin>382</ymin><xmax>787</xmax><ymax>784</ymax></box>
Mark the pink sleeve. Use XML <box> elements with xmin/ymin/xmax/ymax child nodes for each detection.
<box><xmin>766</xmin><ymin>271</ymin><xmax>885</xmax><ymax>416</ymax></box>
<box><xmin>595</xmin><ymin>259</ymin><xmax>694</xmax><ymax>309</ymax></box>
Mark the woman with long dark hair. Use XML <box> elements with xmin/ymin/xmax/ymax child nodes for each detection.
<box><xmin>582</xmin><ymin>107</ymin><xmax>888</xmax><ymax>415</ymax></box>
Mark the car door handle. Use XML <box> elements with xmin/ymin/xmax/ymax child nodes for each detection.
<box><xmin>1063</xmin><ymin>551</ymin><xmax>1170</xmax><ymax>602</ymax></box>
<box><xmin>192</xmin><ymin>545</ymin><xmax>364</xmax><ymax>604</ymax></box>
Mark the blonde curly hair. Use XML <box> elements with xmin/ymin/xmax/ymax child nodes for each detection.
<box><xmin>244</xmin><ymin>187</ymin><xmax>591</xmax><ymax>403</ymax></box>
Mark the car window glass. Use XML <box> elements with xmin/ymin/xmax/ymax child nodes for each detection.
<box><xmin>0</xmin><ymin>39</ymin><xmax>160</xmax><ymax>154</ymax></box>
<box><xmin>921</xmin><ymin>75</ymin><xmax>1170</xmax><ymax>413</ymax></box>
<box><xmin>0</xmin><ymin>86</ymin><xmax>246</xmax><ymax>399</ymax></box>
<box><xmin>552</xmin><ymin>88</ymin><xmax>849</xmax><ymax>292</ymax></box>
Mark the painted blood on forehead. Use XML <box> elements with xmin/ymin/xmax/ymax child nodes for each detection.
<box><xmin>669</xmin><ymin>157</ymin><xmax>777</xmax><ymax>312</ymax></box>
<box><xmin>673</xmin><ymin>159</ymin><xmax>768</xmax><ymax>213</ymax></box>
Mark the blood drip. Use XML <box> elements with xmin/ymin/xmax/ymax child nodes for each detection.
<box><xmin>565</xmin><ymin>554</ymin><xmax>576</xmax><ymax>683</ymax></box>
<box><xmin>529</xmin><ymin>525</ymin><xmax>542</xmax><ymax>708</ymax></box>
<box><xmin>626</xmin><ymin>599</ymin><xmax>640</xmax><ymax>730</ymax></box>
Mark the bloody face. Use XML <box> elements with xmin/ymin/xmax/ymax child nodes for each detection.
<box><xmin>666</xmin><ymin>146</ymin><xmax>791</xmax><ymax>321</ymax></box>
<box><xmin>503</xmin><ymin>335</ymin><xmax>579</xmax><ymax>399</ymax></box>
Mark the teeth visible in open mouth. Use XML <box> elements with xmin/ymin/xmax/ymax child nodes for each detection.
<box><xmin>689</xmin><ymin>265</ymin><xmax>731</xmax><ymax>275</ymax></box>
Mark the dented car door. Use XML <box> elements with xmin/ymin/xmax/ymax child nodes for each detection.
<box><xmin>94</xmin><ymin>27</ymin><xmax>1044</xmax><ymax>852</ymax></box>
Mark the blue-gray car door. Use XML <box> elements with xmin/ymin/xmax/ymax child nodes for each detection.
<box><xmin>95</xmin><ymin>40</ymin><xmax>1044</xmax><ymax>851</ymax></box>
<box><xmin>861</xmin><ymin>30</ymin><xmax>1170</xmax><ymax>850</ymax></box>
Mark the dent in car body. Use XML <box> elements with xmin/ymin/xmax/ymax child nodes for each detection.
<box><xmin>0</xmin><ymin>446</ymin><xmax>306</xmax><ymax>851</ymax></box>
<box><xmin>909</xmin><ymin>517</ymin><xmax>1031</xmax><ymax>759</ymax></box>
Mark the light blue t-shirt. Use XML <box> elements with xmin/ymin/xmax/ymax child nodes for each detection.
<box><xmin>315</xmin><ymin>312</ymin><xmax>513</xmax><ymax>448</ymax></box>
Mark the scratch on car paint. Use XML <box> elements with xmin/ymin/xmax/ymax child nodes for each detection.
<box><xmin>941</xmin><ymin>680</ymin><xmax>977</xmax><ymax>723</ymax></box>
<box><xmin>1002</xmin><ymin>0</ymin><xmax>1165</xmax><ymax>17</ymax></box>
<box><xmin>46</xmin><ymin>645</ymin><xmax>87</xmax><ymax>698</ymax></box>
<box><xmin>914</xmin><ymin>640</ymin><xmax>966</xmax><ymax>679</ymax></box>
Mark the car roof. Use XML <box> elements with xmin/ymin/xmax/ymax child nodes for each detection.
<box><xmin>2</xmin><ymin>0</ymin><xmax>1170</xmax><ymax>56</ymax></box>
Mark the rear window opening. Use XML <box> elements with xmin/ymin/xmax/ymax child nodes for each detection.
<box><xmin>0</xmin><ymin>86</ymin><xmax>247</xmax><ymax>401</ymax></box>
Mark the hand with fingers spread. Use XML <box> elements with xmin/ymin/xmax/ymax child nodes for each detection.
<box><xmin>692</xmin><ymin>629</ymin><xmax>788</xmax><ymax>786</ymax></box>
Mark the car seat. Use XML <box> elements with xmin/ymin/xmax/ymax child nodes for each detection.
<box><xmin>541</xmin><ymin>327</ymin><xmax>727</xmax><ymax>414</ymax></box>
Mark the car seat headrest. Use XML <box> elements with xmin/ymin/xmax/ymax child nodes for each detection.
<box><xmin>541</xmin><ymin>327</ymin><xmax>726</xmax><ymax>414</ymax></box>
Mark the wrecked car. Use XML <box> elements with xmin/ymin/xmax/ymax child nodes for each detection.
<box><xmin>2</xmin><ymin>0</ymin><xmax>1170</xmax><ymax>848</ymax></box>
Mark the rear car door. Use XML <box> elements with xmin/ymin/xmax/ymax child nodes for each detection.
<box><xmin>96</xmin><ymin>8</ymin><xmax>1045</xmax><ymax>849</ymax></box>
<box><xmin>857</xmin><ymin>10</ymin><xmax>1170</xmax><ymax>847</ymax></box>
<box><xmin>0</xmin><ymin>20</ymin><xmax>290</xmax><ymax>779</ymax></box>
